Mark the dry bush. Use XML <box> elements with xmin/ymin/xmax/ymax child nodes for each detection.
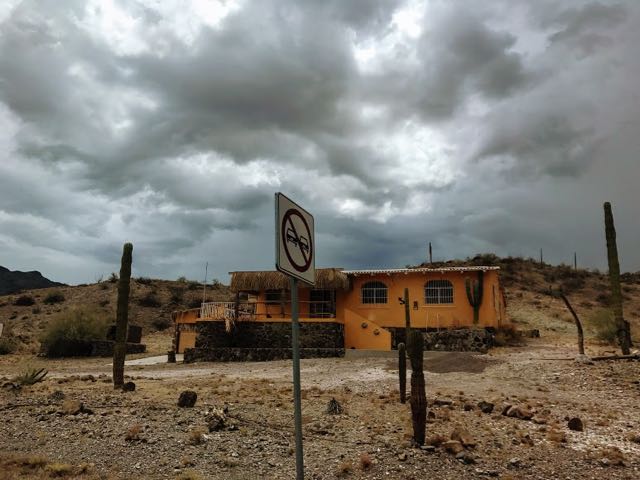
<box><xmin>40</xmin><ymin>307</ymin><xmax>109</xmax><ymax>357</ymax></box>
<box><xmin>125</xmin><ymin>423</ymin><xmax>143</xmax><ymax>441</ymax></box>
<box><xmin>187</xmin><ymin>428</ymin><xmax>206</xmax><ymax>445</ymax></box>
<box><xmin>138</xmin><ymin>291</ymin><xmax>161</xmax><ymax>308</ymax></box>
<box><xmin>0</xmin><ymin>337</ymin><xmax>17</xmax><ymax>355</ymax></box>
<box><xmin>45</xmin><ymin>462</ymin><xmax>74</xmax><ymax>477</ymax></box>
<box><xmin>43</xmin><ymin>291</ymin><xmax>65</xmax><ymax>305</ymax></box>
<box><xmin>177</xmin><ymin>471</ymin><xmax>203</xmax><ymax>480</ymax></box>
<box><xmin>585</xmin><ymin>308</ymin><xmax>618</xmax><ymax>344</ymax></box>
<box><xmin>359</xmin><ymin>453</ymin><xmax>372</xmax><ymax>471</ymax></box>
<box><xmin>335</xmin><ymin>460</ymin><xmax>353</xmax><ymax>477</ymax></box>
<box><xmin>493</xmin><ymin>325</ymin><xmax>522</xmax><ymax>347</ymax></box>
<box><xmin>13</xmin><ymin>295</ymin><xmax>35</xmax><ymax>306</ymax></box>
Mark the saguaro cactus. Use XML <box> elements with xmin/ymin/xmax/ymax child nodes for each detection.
<box><xmin>398</xmin><ymin>342</ymin><xmax>406</xmax><ymax>404</ymax></box>
<box><xmin>113</xmin><ymin>243</ymin><xmax>133</xmax><ymax>389</ymax></box>
<box><xmin>603</xmin><ymin>202</ymin><xmax>632</xmax><ymax>354</ymax></box>
<box><xmin>407</xmin><ymin>329</ymin><xmax>426</xmax><ymax>445</ymax></box>
<box><xmin>465</xmin><ymin>271</ymin><xmax>484</xmax><ymax>325</ymax></box>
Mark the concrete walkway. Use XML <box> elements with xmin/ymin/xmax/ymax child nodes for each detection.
<box><xmin>119</xmin><ymin>354</ymin><xmax>183</xmax><ymax>366</ymax></box>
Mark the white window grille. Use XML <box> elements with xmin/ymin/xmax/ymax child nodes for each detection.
<box><xmin>425</xmin><ymin>279</ymin><xmax>454</xmax><ymax>304</ymax></box>
<box><xmin>361</xmin><ymin>281</ymin><xmax>388</xmax><ymax>304</ymax></box>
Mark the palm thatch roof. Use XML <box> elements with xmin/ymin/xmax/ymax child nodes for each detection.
<box><xmin>230</xmin><ymin>268</ymin><xmax>350</xmax><ymax>292</ymax></box>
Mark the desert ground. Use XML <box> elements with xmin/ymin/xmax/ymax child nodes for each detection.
<box><xmin>1</xmin><ymin>258</ymin><xmax>639</xmax><ymax>479</ymax></box>
<box><xmin>1</xmin><ymin>339</ymin><xmax>639</xmax><ymax>479</ymax></box>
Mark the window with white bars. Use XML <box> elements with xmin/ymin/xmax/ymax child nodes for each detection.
<box><xmin>424</xmin><ymin>279</ymin><xmax>454</xmax><ymax>304</ymax></box>
<box><xmin>361</xmin><ymin>281</ymin><xmax>388</xmax><ymax>304</ymax></box>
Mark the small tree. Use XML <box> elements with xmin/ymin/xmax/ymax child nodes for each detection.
<box><xmin>113</xmin><ymin>243</ymin><xmax>133</xmax><ymax>389</ymax></box>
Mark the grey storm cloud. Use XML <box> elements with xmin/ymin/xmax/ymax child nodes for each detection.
<box><xmin>0</xmin><ymin>0</ymin><xmax>639</xmax><ymax>285</ymax></box>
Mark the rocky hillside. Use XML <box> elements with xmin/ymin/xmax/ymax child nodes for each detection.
<box><xmin>0</xmin><ymin>266</ymin><xmax>64</xmax><ymax>295</ymax></box>
<box><xmin>1</xmin><ymin>254</ymin><xmax>639</xmax><ymax>354</ymax></box>
<box><xmin>0</xmin><ymin>277</ymin><xmax>232</xmax><ymax>353</ymax></box>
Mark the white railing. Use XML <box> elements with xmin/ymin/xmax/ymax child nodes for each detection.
<box><xmin>200</xmin><ymin>302</ymin><xmax>234</xmax><ymax>320</ymax></box>
<box><xmin>200</xmin><ymin>302</ymin><xmax>256</xmax><ymax>320</ymax></box>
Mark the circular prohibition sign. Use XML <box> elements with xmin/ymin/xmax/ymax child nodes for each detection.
<box><xmin>281</xmin><ymin>208</ymin><xmax>313</xmax><ymax>273</ymax></box>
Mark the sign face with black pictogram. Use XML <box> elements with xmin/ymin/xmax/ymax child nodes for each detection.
<box><xmin>275</xmin><ymin>193</ymin><xmax>315</xmax><ymax>285</ymax></box>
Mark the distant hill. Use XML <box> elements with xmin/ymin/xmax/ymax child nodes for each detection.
<box><xmin>0</xmin><ymin>266</ymin><xmax>64</xmax><ymax>295</ymax></box>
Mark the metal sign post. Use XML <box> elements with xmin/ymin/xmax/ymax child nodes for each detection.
<box><xmin>275</xmin><ymin>192</ymin><xmax>315</xmax><ymax>480</ymax></box>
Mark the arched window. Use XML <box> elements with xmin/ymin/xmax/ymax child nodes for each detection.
<box><xmin>425</xmin><ymin>279</ymin><xmax>454</xmax><ymax>304</ymax></box>
<box><xmin>361</xmin><ymin>281</ymin><xmax>388</xmax><ymax>304</ymax></box>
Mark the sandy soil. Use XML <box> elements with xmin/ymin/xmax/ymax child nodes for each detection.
<box><xmin>1</xmin><ymin>341</ymin><xmax>639</xmax><ymax>479</ymax></box>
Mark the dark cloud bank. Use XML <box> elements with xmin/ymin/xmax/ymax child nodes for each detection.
<box><xmin>0</xmin><ymin>0</ymin><xmax>638</xmax><ymax>284</ymax></box>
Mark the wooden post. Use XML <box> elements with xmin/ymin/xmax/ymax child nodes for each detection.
<box><xmin>540</xmin><ymin>248</ymin><xmax>543</xmax><ymax>266</ymax></box>
<box><xmin>560</xmin><ymin>292</ymin><xmax>584</xmax><ymax>355</ymax></box>
<box><xmin>574</xmin><ymin>252</ymin><xmax>577</xmax><ymax>271</ymax></box>
<box><xmin>234</xmin><ymin>291</ymin><xmax>240</xmax><ymax>321</ymax></box>
<box><xmin>280</xmin><ymin>288</ymin><xmax>286</xmax><ymax>318</ymax></box>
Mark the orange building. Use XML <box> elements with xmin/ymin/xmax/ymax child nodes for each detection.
<box><xmin>174</xmin><ymin>266</ymin><xmax>507</xmax><ymax>354</ymax></box>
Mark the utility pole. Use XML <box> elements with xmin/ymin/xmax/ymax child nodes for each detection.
<box><xmin>428</xmin><ymin>242</ymin><xmax>432</xmax><ymax>264</ymax></box>
<box><xmin>202</xmin><ymin>262</ymin><xmax>208</xmax><ymax>306</ymax></box>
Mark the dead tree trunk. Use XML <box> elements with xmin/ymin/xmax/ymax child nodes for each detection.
<box><xmin>113</xmin><ymin>243</ymin><xmax>133</xmax><ymax>389</ymax></box>
<box><xmin>560</xmin><ymin>292</ymin><xmax>584</xmax><ymax>355</ymax></box>
<box><xmin>604</xmin><ymin>202</ymin><xmax>632</xmax><ymax>354</ymax></box>
<box><xmin>407</xmin><ymin>329</ymin><xmax>426</xmax><ymax>445</ymax></box>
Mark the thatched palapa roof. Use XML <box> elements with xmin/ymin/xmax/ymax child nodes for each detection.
<box><xmin>230</xmin><ymin>268</ymin><xmax>350</xmax><ymax>292</ymax></box>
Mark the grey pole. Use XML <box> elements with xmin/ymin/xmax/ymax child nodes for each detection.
<box><xmin>290</xmin><ymin>276</ymin><xmax>304</xmax><ymax>479</ymax></box>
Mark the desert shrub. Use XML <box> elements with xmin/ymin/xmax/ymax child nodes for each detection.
<box><xmin>176</xmin><ymin>276</ymin><xmax>188</xmax><ymax>283</ymax></box>
<box><xmin>13</xmin><ymin>295</ymin><xmax>35</xmax><ymax>307</ymax></box>
<box><xmin>187</xmin><ymin>281</ymin><xmax>200</xmax><ymax>291</ymax></box>
<box><xmin>14</xmin><ymin>367</ymin><xmax>48</xmax><ymax>385</ymax></box>
<box><xmin>138</xmin><ymin>291</ymin><xmax>161</xmax><ymax>308</ymax></box>
<box><xmin>136</xmin><ymin>277</ymin><xmax>153</xmax><ymax>285</ymax></box>
<box><xmin>43</xmin><ymin>291</ymin><xmax>65</xmax><ymax>305</ymax></box>
<box><xmin>0</xmin><ymin>338</ymin><xmax>17</xmax><ymax>355</ymax></box>
<box><xmin>560</xmin><ymin>276</ymin><xmax>585</xmax><ymax>293</ymax></box>
<box><xmin>585</xmin><ymin>308</ymin><xmax>618</xmax><ymax>344</ymax></box>
<box><xmin>39</xmin><ymin>307</ymin><xmax>109</xmax><ymax>357</ymax></box>
<box><xmin>595</xmin><ymin>292</ymin><xmax>611</xmax><ymax>306</ymax></box>
<box><xmin>187</xmin><ymin>297</ymin><xmax>202</xmax><ymax>309</ymax></box>
<box><xmin>32</xmin><ymin>306</ymin><xmax>41</xmax><ymax>314</ymax></box>
<box><xmin>169</xmin><ymin>287</ymin><xmax>185</xmax><ymax>304</ymax></box>
<box><xmin>493</xmin><ymin>324</ymin><xmax>522</xmax><ymax>347</ymax></box>
<box><xmin>211</xmin><ymin>278</ymin><xmax>223</xmax><ymax>289</ymax></box>
<box><xmin>108</xmin><ymin>272</ymin><xmax>119</xmax><ymax>283</ymax></box>
<box><xmin>151</xmin><ymin>317</ymin><xmax>171</xmax><ymax>331</ymax></box>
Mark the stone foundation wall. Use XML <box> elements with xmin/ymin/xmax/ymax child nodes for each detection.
<box><xmin>387</xmin><ymin>327</ymin><xmax>494</xmax><ymax>353</ymax></box>
<box><xmin>186</xmin><ymin>321</ymin><xmax>344</xmax><ymax>362</ymax></box>
<box><xmin>422</xmin><ymin>329</ymin><xmax>493</xmax><ymax>353</ymax></box>
<box><xmin>184</xmin><ymin>347</ymin><xmax>344</xmax><ymax>363</ymax></box>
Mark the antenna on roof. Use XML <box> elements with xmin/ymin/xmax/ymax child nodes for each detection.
<box><xmin>202</xmin><ymin>262</ymin><xmax>208</xmax><ymax>306</ymax></box>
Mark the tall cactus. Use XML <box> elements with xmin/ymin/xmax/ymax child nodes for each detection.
<box><xmin>465</xmin><ymin>271</ymin><xmax>484</xmax><ymax>325</ymax></box>
<box><xmin>407</xmin><ymin>329</ymin><xmax>426</xmax><ymax>445</ymax></box>
<box><xmin>603</xmin><ymin>202</ymin><xmax>632</xmax><ymax>354</ymax></box>
<box><xmin>398</xmin><ymin>342</ymin><xmax>406</xmax><ymax>404</ymax></box>
<box><xmin>113</xmin><ymin>243</ymin><xmax>133</xmax><ymax>388</ymax></box>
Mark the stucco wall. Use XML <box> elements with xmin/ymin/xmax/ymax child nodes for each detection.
<box><xmin>336</xmin><ymin>270</ymin><xmax>505</xmax><ymax>330</ymax></box>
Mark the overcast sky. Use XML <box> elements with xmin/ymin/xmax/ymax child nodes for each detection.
<box><xmin>1</xmin><ymin>0</ymin><xmax>639</xmax><ymax>285</ymax></box>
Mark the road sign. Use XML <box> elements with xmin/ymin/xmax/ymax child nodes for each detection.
<box><xmin>275</xmin><ymin>192</ymin><xmax>315</xmax><ymax>285</ymax></box>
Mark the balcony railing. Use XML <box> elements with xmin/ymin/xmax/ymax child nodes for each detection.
<box><xmin>199</xmin><ymin>301</ymin><xmax>336</xmax><ymax>321</ymax></box>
